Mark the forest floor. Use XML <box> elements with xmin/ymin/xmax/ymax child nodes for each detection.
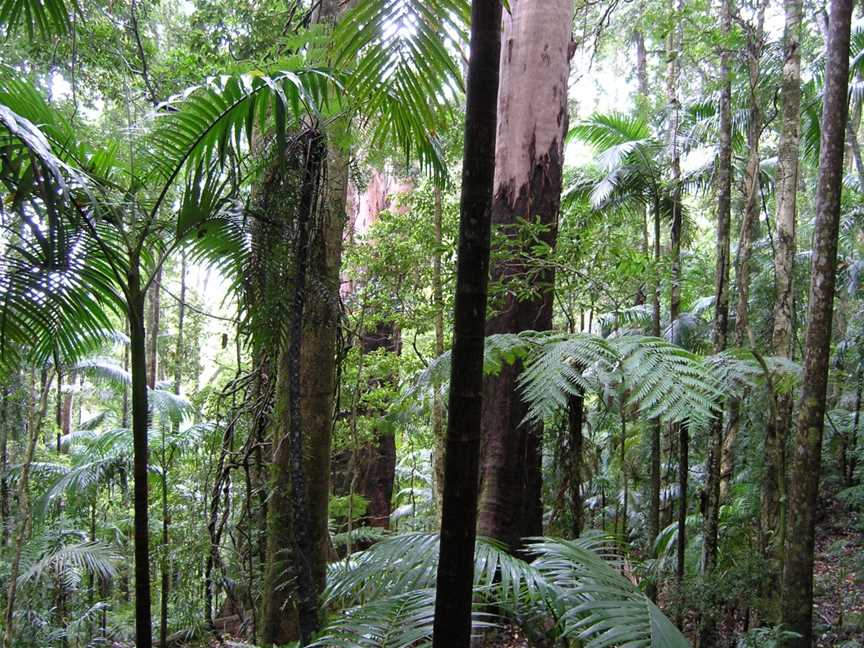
<box><xmin>812</xmin><ymin>497</ymin><xmax>864</xmax><ymax>647</ymax></box>
<box><xmin>198</xmin><ymin>499</ymin><xmax>864</xmax><ymax>648</ymax></box>
<box><xmin>473</xmin><ymin>498</ymin><xmax>864</xmax><ymax>648</ymax></box>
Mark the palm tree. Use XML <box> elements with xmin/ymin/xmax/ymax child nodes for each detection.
<box><xmin>432</xmin><ymin>1</ymin><xmax>503</xmax><ymax>645</ymax></box>
<box><xmin>0</xmin><ymin>64</ymin><xmax>330</xmax><ymax>644</ymax></box>
<box><xmin>1</xmin><ymin>2</ymin><xmax>478</xmax><ymax>640</ymax></box>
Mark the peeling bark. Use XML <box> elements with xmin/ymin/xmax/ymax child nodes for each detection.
<box><xmin>477</xmin><ymin>0</ymin><xmax>573</xmax><ymax>553</ymax></box>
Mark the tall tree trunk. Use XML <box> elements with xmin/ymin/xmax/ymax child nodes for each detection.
<box><xmin>667</xmin><ymin>0</ymin><xmax>683</xmax><ymax>332</ymax></box>
<box><xmin>262</xmin><ymin>132</ymin><xmax>327</xmax><ymax>644</ymax></box>
<box><xmin>634</xmin><ymin>24</ymin><xmax>650</xmax><ymax>307</ymax></box>
<box><xmin>666</xmin><ymin>0</ymin><xmax>688</xmax><ymax>616</ymax></box>
<box><xmin>2</xmin><ymin>369</ymin><xmax>51</xmax><ymax>648</ymax></box>
<box><xmin>260</xmin><ymin>7</ymin><xmax>351</xmax><ymax>644</ymax></box>
<box><xmin>568</xmin><ymin>390</ymin><xmax>584</xmax><ymax>538</ymax></box>
<box><xmin>698</xmin><ymin>3</ymin><xmax>733</xmax><ymax>643</ymax></box>
<box><xmin>128</xmin><ymin>268</ymin><xmax>154</xmax><ymax>648</ymax></box>
<box><xmin>734</xmin><ymin>1</ymin><xmax>767</xmax><ymax>350</ymax></box>
<box><xmin>476</xmin><ymin>0</ymin><xmax>573</xmax><ymax>553</ymax></box>
<box><xmin>762</xmin><ymin>0</ymin><xmax>803</xmax><ymax>568</ymax></box>
<box><xmin>285</xmin><ymin>133</ymin><xmax>326</xmax><ymax>645</ymax></box>
<box><xmin>432</xmin><ymin>1</ymin><xmax>503</xmax><ymax>644</ymax></box>
<box><xmin>780</xmin><ymin>2</ymin><xmax>852</xmax><ymax>645</ymax></box>
<box><xmin>147</xmin><ymin>266</ymin><xmax>162</xmax><ymax>390</ymax></box>
<box><xmin>648</xmin><ymin>199</ymin><xmax>662</xmax><ymax>603</ymax></box>
<box><xmin>160</xmin><ymin>253</ymin><xmax>185</xmax><ymax>648</ymax></box>
<box><xmin>0</xmin><ymin>375</ymin><xmax>20</xmax><ymax>548</ymax></box>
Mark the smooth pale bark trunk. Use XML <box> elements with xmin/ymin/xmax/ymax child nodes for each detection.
<box><xmin>780</xmin><ymin>2</ymin><xmax>852</xmax><ymax>645</ymax></box>
<box><xmin>476</xmin><ymin>0</ymin><xmax>573</xmax><ymax>553</ymax></box>
<box><xmin>432</xmin><ymin>1</ymin><xmax>502</xmax><ymax>644</ymax></box>
<box><xmin>698</xmin><ymin>5</ymin><xmax>734</xmax><ymax>644</ymax></box>
<box><xmin>762</xmin><ymin>0</ymin><xmax>803</xmax><ymax>568</ymax></box>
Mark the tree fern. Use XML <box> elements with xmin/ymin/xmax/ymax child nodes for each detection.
<box><xmin>317</xmin><ymin>532</ymin><xmax>690</xmax><ymax>648</ymax></box>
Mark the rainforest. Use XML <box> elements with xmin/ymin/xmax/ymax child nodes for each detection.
<box><xmin>0</xmin><ymin>0</ymin><xmax>862</xmax><ymax>647</ymax></box>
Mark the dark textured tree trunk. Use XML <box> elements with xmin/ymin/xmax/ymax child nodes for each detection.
<box><xmin>476</xmin><ymin>0</ymin><xmax>572</xmax><ymax>554</ymax></box>
<box><xmin>667</xmin><ymin>0</ymin><xmax>683</xmax><ymax>331</ymax></box>
<box><xmin>262</xmin><ymin>132</ymin><xmax>328</xmax><ymax>645</ymax></box>
<box><xmin>128</xmin><ymin>271</ymin><xmax>154</xmax><ymax>648</ymax></box>
<box><xmin>675</xmin><ymin>422</ymin><xmax>688</xmax><ymax>628</ymax></box>
<box><xmin>260</xmin><ymin>9</ymin><xmax>350</xmax><ymax>644</ymax></box>
<box><xmin>647</xmin><ymin>200</ymin><xmax>662</xmax><ymax>603</ymax></box>
<box><xmin>285</xmin><ymin>133</ymin><xmax>325</xmax><ymax>645</ymax></box>
<box><xmin>0</xmin><ymin>376</ymin><xmax>17</xmax><ymax>548</ymax></box>
<box><xmin>780</xmin><ymin>2</ymin><xmax>852</xmax><ymax>645</ymax></box>
<box><xmin>763</xmin><ymin>0</ymin><xmax>803</xmax><ymax>569</ymax></box>
<box><xmin>666</xmin><ymin>0</ymin><xmax>688</xmax><ymax>623</ymax></box>
<box><xmin>432</xmin><ymin>1</ymin><xmax>502</xmax><ymax>644</ymax></box>
<box><xmin>568</xmin><ymin>391</ymin><xmax>584</xmax><ymax>538</ymax></box>
<box><xmin>634</xmin><ymin>24</ymin><xmax>650</xmax><ymax>306</ymax></box>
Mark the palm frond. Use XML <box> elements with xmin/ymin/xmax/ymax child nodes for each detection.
<box><xmin>18</xmin><ymin>541</ymin><xmax>120</xmax><ymax>586</ymax></box>
<box><xmin>39</xmin><ymin>456</ymin><xmax>126</xmax><ymax>507</ymax></box>
<box><xmin>0</xmin><ymin>0</ymin><xmax>73</xmax><ymax>38</ymax></box>
<box><xmin>331</xmin><ymin>0</ymin><xmax>469</xmax><ymax>178</ymax></box>
<box><xmin>146</xmin><ymin>68</ymin><xmax>335</xmax><ymax>213</ymax></box>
